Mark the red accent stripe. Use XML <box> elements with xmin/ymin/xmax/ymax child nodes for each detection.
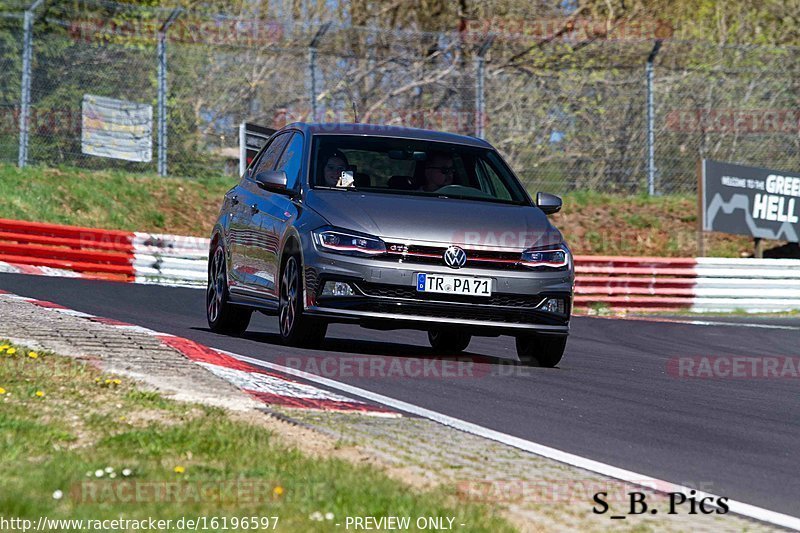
<box><xmin>576</xmin><ymin>276</ymin><xmax>696</xmax><ymax>287</ymax></box>
<box><xmin>11</xmin><ymin>262</ymin><xmax>44</xmax><ymax>275</ymax></box>
<box><xmin>0</xmin><ymin>230</ymin><xmax>136</xmax><ymax>252</ymax></box>
<box><xmin>27</xmin><ymin>299</ymin><xmax>68</xmax><ymax>309</ymax></box>
<box><xmin>158</xmin><ymin>335</ymin><xmax>263</xmax><ymax>373</ymax></box>
<box><xmin>575</xmin><ymin>255</ymin><xmax>698</xmax><ymax>266</ymax></box>
<box><xmin>0</xmin><ymin>218</ymin><xmax>134</xmax><ymax>246</ymax></box>
<box><xmin>0</xmin><ymin>242</ymin><xmax>132</xmax><ymax>265</ymax></box>
<box><xmin>574</xmin><ymin>295</ymin><xmax>692</xmax><ymax>308</ymax></box>
<box><xmin>575</xmin><ymin>286</ymin><xmax>696</xmax><ymax>296</ymax></box>
<box><xmin>577</xmin><ymin>266</ymin><xmax>696</xmax><ymax>276</ymax></box>
<box><xmin>1</xmin><ymin>261</ymin><xmax>130</xmax><ymax>281</ymax></box>
<box><xmin>245</xmin><ymin>390</ymin><xmax>393</xmax><ymax>413</ymax></box>
<box><xmin>0</xmin><ymin>254</ymin><xmax>135</xmax><ymax>276</ymax></box>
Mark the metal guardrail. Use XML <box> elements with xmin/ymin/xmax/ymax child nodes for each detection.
<box><xmin>1</xmin><ymin>219</ymin><xmax>799</xmax><ymax>312</ymax></box>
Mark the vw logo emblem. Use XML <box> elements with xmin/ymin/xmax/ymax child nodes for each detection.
<box><xmin>443</xmin><ymin>246</ymin><xmax>467</xmax><ymax>269</ymax></box>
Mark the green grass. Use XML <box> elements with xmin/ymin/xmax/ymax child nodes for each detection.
<box><xmin>0</xmin><ymin>163</ymin><xmax>233</xmax><ymax>236</ymax></box>
<box><xmin>0</xmin><ymin>341</ymin><xmax>513</xmax><ymax>532</ymax></box>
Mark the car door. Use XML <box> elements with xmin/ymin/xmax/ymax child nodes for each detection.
<box><xmin>249</xmin><ymin>131</ymin><xmax>305</xmax><ymax>299</ymax></box>
<box><xmin>229</xmin><ymin>132</ymin><xmax>291</xmax><ymax>290</ymax></box>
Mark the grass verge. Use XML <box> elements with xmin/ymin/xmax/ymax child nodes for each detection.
<box><xmin>0</xmin><ymin>340</ymin><xmax>513</xmax><ymax>532</ymax></box>
<box><xmin>0</xmin><ymin>163</ymin><xmax>232</xmax><ymax>236</ymax></box>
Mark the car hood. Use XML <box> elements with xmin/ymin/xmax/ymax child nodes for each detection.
<box><xmin>305</xmin><ymin>190</ymin><xmax>563</xmax><ymax>250</ymax></box>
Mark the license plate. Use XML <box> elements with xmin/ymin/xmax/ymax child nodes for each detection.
<box><xmin>416</xmin><ymin>273</ymin><xmax>492</xmax><ymax>296</ymax></box>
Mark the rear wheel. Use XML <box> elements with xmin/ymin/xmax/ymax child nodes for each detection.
<box><xmin>428</xmin><ymin>327</ymin><xmax>472</xmax><ymax>353</ymax></box>
<box><xmin>207</xmin><ymin>244</ymin><xmax>251</xmax><ymax>336</ymax></box>
<box><xmin>278</xmin><ymin>254</ymin><xmax>327</xmax><ymax>348</ymax></box>
<box><xmin>515</xmin><ymin>333</ymin><xmax>566</xmax><ymax>367</ymax></box>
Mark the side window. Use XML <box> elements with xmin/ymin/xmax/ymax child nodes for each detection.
<box><xmin>252</xmin><ymin>133</ymin><xmax>291</xmax><ymax>176</ymax></box>
<box><xmin>274</xmin><ymin>133</ymin><xmax>304</xmax><ymax>190</ymax></box>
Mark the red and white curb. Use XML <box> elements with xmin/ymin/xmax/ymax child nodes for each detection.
<box><xmin>0</xmin><ymin>260</ymin><xmax>97</xmax><ymax>279</ymax></box>
<box><xmin>0</xmin><ymin>289</ymin><xmax>397</xmax><ymax>417</ymax></box>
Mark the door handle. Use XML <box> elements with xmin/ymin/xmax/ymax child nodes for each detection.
<box><xmin>250</xmin><ymin>204</ymin><xmax>259</xmax><ymax>214</ymax></box>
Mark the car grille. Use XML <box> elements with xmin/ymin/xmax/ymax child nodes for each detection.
<box><xmin>354</xmin><ymin>282</ymin><xmax>545</xmax><ymax>308</ymax></box>
<box><xmin>377</xmin><ymin>243</ymin><xmax>524</xmax><ymax>270</ymax></box>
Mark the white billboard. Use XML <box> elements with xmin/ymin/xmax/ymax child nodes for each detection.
<box><xmin>81</xmin><ymin>94</ymin><xmax>152</xmax><ymax>163</ymax></box>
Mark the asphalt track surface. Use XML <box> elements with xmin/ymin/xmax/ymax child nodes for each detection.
<box><xmin>1</xmin><ymin>273</ymin><xmax>798</xmax><ymax>519</ymax></box>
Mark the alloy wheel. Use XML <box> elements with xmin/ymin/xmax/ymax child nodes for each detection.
<box><xmin>279</xmin><ymin>256</ymin><xmax>298</xmax><ymax>337</ymax></box>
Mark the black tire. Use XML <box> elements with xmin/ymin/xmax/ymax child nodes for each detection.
<box><xmin>278</xmin><ymin>254</ymin><xmax>327</xmax><ymax>348</ymax></box>
<box><xmin>515</xmin><ymin>334</ymin><xmax>567</xmax><ymax>367</ymax></box>
<box><xmin>207</xmin><ymin>244</ymin><xmax>252</xmax><ymax>336</ymax></box>
<box><xmin>428</xmin><ymin>327</ymin><xmax>472</xmax><ymax>353</ymax></box>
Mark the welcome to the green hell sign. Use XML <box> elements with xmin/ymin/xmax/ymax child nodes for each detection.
<box><xmin>746</xmin><ymin>175</ymin><xmax>800</xmax><ymax>223</ymax></box>
<box><xmin>702</xmin><ymin>160</ymin><xmax>800</xmax><ymax>242</ymax></box>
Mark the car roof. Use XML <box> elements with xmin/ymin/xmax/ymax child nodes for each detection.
<box><xmin>281</xmin><ymin>122</ymin><xmax>493</xmax><ymax>149</ymax></box>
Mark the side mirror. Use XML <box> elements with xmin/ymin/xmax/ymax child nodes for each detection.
<box><xmin>536</xmin><ymin>192</ymin><xmax>562</xmax><ymax>215</ymax></box>
<box><xmin>254</xmin><ymin>170</ymin><xmax>289</xmax><ymax>193</ymax></box>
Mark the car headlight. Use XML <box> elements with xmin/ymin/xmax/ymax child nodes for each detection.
<box><xmin>312</xmin><ymin>228</ymin><xmax>386</xmax><ymax>257</ymax></box>
<box><xmin>520</xmin><ymin>243</ymin><xmax>571</xmax><ymax>270</ymax></box>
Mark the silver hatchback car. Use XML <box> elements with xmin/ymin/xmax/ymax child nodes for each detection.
<box><xmin>207</xmin><ymin>123</ymin><xmax>573</xmax><ymax>366</ymax></box>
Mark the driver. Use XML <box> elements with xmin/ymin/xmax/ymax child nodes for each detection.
<box><xmin>320</xmin><ymin>150</ymin><xmax>349</xmax><ymax>187</ymax></box>
<box><xmin>420</xmin><ymin>152</ymin><xmax>456</xmax><ymax>192</ymax></box>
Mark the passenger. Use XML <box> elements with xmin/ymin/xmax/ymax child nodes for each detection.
<box><xmin>321</xmin><ymin>150</ymin><xmax>349</xmax><ymax>187</ymax></box>
<box><xmin>419</xmin><ymin>152</ymin><xmax>456</xmax><ymax>192</ymax></box>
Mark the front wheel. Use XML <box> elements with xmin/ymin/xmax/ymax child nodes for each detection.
<box><xmin>428</xmin><ymin>328</ymin><xmax>472</xmax><ymax>353</ymax></box>
<box><xmin>515</xmin><ymin>334</ymin><xmax>567</xmax><ymax>367</ymax></box>
<box><xmin>207</xmin><ymin>244</ymin><xmax>252</xmax><ymax>336</ymax></box>
<box><xmin>278</xmin><ymin>254</ymin><xmax>327</xmax><ymax>348</ymax></box>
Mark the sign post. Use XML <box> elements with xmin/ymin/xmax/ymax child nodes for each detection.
<box><xmin>238</xmin><ymin>122</ymin><xmax>276</xmax><ymax>176</ymax></box>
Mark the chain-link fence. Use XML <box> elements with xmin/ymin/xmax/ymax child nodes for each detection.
<box><xmin>0</xmin><ymin>11</ymin><xmax>23</xmax><ymax>163</ymax></box>
<box><xmin>2</xmin><ymin>0</ymin><xmax>799</xmax><ymax>195</ymax></box>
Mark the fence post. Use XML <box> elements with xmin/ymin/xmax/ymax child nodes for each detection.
<box><xmin>17</xmin><ymin>0</ymin><xmax>44</xmax><ymax>168</ymax></box>
<box><xmin>646</xmin><ymin>39</ymin><xmax>662</xmax><ymax>195</ymax></box>
<box><xmin>474</xmin><ymin>36</ymin><xmax>494</xmax><ymax>139</ymax></box>
<box><xmin>308</xmin><ymin>22</ymin><xmax>330</xmax><ymax>122</ymax></box>
<box><xmin>157</xmin><ymin>8</ymin><xmax>182</xmax><ymax>177</ymax></box>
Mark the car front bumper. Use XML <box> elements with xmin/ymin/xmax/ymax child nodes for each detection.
<box><xmin>301</xmin><ymin>239</ymin><xmax>573</xmax><ymax>336</ymax></box>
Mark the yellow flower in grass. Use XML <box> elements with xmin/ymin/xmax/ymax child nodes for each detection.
<box><xmin>6</xmin><ymin>348</ymin><xmax>16</xmax><ymax>356</ymax></box>
<box><xmin>112</xmin><ymin>379</ymin><xmax>121</xmax><ymax>386</ymax></box>
<box><xmin>0</xmin><ymin>387</ymin><xmax>6</xmax><ymax>395</ymax></box>
<box><xmin>35</xmin><ymin>390</ymin><xmax>44</xmax><ymax>398</ymax></box>
<box><xmin>273</xmin><ymin>486</ymin><xmax>284</xmax><ymax>497</ymax></box>
<box><xmin>0</xmin><ymin>344</ymin><xmax>8</xmax><ymax>352</ymax></box>
<box><xmin>27</xmin><ymin>351</ymin><xmax>39</xmax><ymax>359</ymax></box>
<box><xmin>173</xmin><ymin>466</ymin><xmax>185</xmax><ymax>474</ymax></box>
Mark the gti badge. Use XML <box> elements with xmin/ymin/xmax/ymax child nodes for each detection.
<box><xmin>443</xmin><ymin>246</ymin><xmax>467</xmax><ymax>269</ymax></box>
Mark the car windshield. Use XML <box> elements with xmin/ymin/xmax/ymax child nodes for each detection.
<box><xmin>310</xmin><ymin>135</ymin><xmax>531</xmax><ymax>205</ymax></box>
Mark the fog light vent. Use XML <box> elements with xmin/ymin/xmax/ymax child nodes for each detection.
<box><xmin>321</xmin><ymin>281</ymin><xmax>355</xmax><ymax>297</ymax></box>
<box><xmin>540</xmin><ymin>297</ymin><xmax>565</xmax><ymax>314</ymax></box>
